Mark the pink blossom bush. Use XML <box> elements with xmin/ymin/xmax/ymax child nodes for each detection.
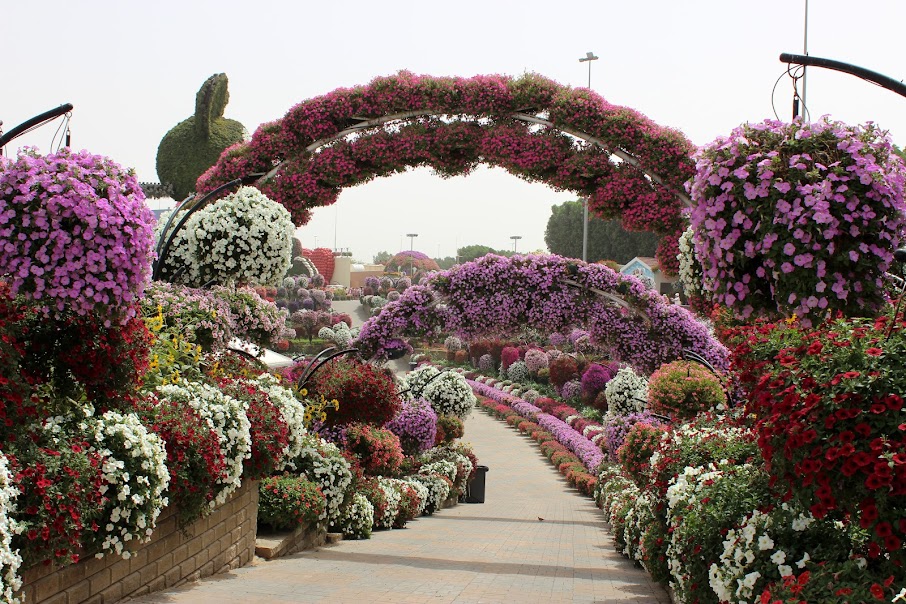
<box><xmin>689</xmin><ymin>117</ymin><xmax>906</xmax><ymax>325</ymax></box>
<box><xmin>0</xmin><ymin>148</ymin><xmax>155</xmax><ymax>321</ymax></box>
<box><xmin>197</xmin><ymin>73</ymin><xmax>695</xmax><ymax>273</ymax></box>
<box><xmin>524</xmin><ymin>348</ymin><xmax>549</xmax><ymax>374</ymax></box>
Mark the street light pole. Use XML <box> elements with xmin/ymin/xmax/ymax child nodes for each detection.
<box><xmin>578</xmin><ymin>51</ymin><xmax>599</xmax><ymax>263</ymax></box>
<box><xmin>510</xmin><ymin>235</ymin><xmax>522</xmax><ymax>253</ymax></box>
<box><xmin>406</xmin><ymin>233</ymin><xmax>418</xmax><ymax>251</ymax></box>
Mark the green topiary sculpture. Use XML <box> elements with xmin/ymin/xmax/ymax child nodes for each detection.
<box><xmin>156</xmin><ymin>73</ymin><xmax>246</xmax><ymax>201</ymax></box>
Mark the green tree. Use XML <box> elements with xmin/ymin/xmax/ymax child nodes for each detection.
<box><xmin>456</xmin><ymin>244</ymin><xmax>502</xmax><ymax>262</ymax></box>
<box><xmin>373</xmin><ymin>250</ymin><xmax>392</xmax><ymax>264</ymax></box>
<box><xmin>435</xmin><ymin>256</ymin><xmax>457</xmax><ymax>270</ymax></box>
<box><xmin>544</xmin><ymin>200</ymin><xmax>658</xmax><ymax>263</ymax></box>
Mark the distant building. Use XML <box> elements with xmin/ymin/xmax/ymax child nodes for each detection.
<box><xmin>620</xmin><ymin>256</ymin><xmax>678</xmax><ymax>297</ymax></box>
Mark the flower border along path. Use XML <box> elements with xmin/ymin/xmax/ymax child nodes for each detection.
<box><xmin>127</xmin><ymin>379</ymin><xmax>667</xmax><ymax>603</ymax></box>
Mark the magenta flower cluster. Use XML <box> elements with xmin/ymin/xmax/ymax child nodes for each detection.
<box><xmin>196</xmin><ymin>72</ymin><xmax>695</xmax><ymax>273</ymax></box>
<box><xmin>689</xmin><ymin>117</ymin><xmax>906</xmax><ymax>324</ymax></box>
<box><xmin>357</xmin><ymin>254</ymin><xmax>728</xmax><ymax>374</ymax></box>
<box><xmin>0</xmin><ymin>148</ymin><xmax>155</xmax><ymax>321</ymax></box>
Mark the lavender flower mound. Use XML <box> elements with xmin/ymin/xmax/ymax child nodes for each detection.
<box><xmin>549</xmin><ymin>333</ymin><xmax>566</xmax><ymax>347</ymax></box>
<box><xmin>385</xmin><ymin>398</ymin><xmax>437</xmax><ymax>456</ymax></box>
<box><xmin>512</xmin><ymin>401</ymin><xmax>541</xmax><ymax>419</ymax></box>
<box><xmin>0</xmin><ymin>148</ymin><xmax>156</xmax><ymax>320</ymax></box>
<box><xmin>602</xmin><ymin>411</ymin><xmax>665</xmax><ymax>462</ymax></box>
<box><xmin>560</xmin><ymin>379</ymin><xmax>582</xmax><ymax>400</ymax></box>
<box><xmin>536</xmin><ymin>413</ymin><xmax>605</xmax><ymax>472</ymax></box>
<box><xmin>478</xmin><ymin>354</ymin><xmax>495</xmax><ymax>372</ymax></box>
<box><xmin>356</xmin><ymin>254</ymin><xmax>728</xmax><ymax>371</ymax></box>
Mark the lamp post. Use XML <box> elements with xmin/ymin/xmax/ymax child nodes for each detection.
<box><xmin>406</xmin><ymin>233</ymin><xmax>418</xmax><ymax>276</ymax></box>
<box><xmin>510</xmin><ymin>235</ymin><xmax>522</xmax><ymax>253</ymax></box>
<box><xmin>578</xmin><ymin>51</ymin><xmax>599</xmax><ymax>263</ymax></box>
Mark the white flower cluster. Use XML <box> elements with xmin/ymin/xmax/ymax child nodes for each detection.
<box><xmin>419</xmin><ymin>460</ymin><xmax>458</xmax><ymax>484</ymax></box>
<box><xmin>188</xmin><ymin>186</ymin><xmax>294</xmax><ymax>287</ymax></box>
<box><xmin>253</xmin><ymin>374</ymin><xmax>307</xmax><ymax>468</ymax></box>
<box><xmin>374</xmin><ymin>478</ymin><xmax>402</xmax><ymax>529</ymax></box>
<box><xmin>405</xmin><ymin>474</ymin><xmax>450</xmax><ymax>514</ymax></box>
<box><xmin>443</xmin><ymin>335</ymin><xmax>462</xmax><ymax>352</ymax></box>
<box><xmin>404</xmin><ymin>364</ymin><xmax>442</xmax><ymax>399</ymax></box>
<box><xmin>709</xmin><ymin>505</ymin><xmax>829</xmax><ymax>604</ymax></box>
<box><xmin>318</xmin><ymin>322</ymin><xmax>359</xmax><ymax>349</ymax></box>
<box><xmin>393</xmin><ymin>477</ymin><xmax>428</xmax><ymax>517</ymax></box>
<box><xmin>0</xmin><ymin>452</ymin><xmax>22</xmax><ymax>604</ymax></box>
<box><xmin>154</xmin><ymin>207</ymin><xmax>202</xmax><ymax>285</ymax></box>
<box><xmin>507</xmin><ymin>360</ymin><xmax>529</xmax><ymax>383</ymax></box>
<box><xmin>289</xmin><ymin>435</ymin><xmax>353</xmax><ymax>523</ymax></box>
<box><xmin>336</xmin><ymin>493</ymin><xmax>373</xmax><ymax>539</ymax></box>
<box><xmin>422</xmin><ymin>372</ymin><xmax>476</xmax><ymax>419</ymax></box>
<box><xmin>157</xmin><ymin>381</ymin><xmax>252</xmax><ymax>507</ymax></box>
<box><xmin>88</xmin><ymin>411</ymin><xmax>170</xmax><ymax>559</ymax></box>
<box><xmin>677</xmin><ymin>225</ymin><xmax>706</xmax><ymax>300</ymax></box>
<box><xmin>621</xmin><ymin>488</ymin><xmax>657</xmax><ymax>566</ymax></box>
<box><xmin>603</xmin><ymin>366</ymin><xmax>649</xmax><ymax>419</ymax></box>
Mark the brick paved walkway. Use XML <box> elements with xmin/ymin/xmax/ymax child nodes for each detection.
<box><xmin>129</xmin><ymin>405</ymin><xmax>669</xmax><ymax>603</ymax></box>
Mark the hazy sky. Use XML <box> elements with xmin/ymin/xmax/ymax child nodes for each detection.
<box><xmin>4</xmin><ymin>1</ymin><xmax>906</xmax><ymax>264</ymax></box>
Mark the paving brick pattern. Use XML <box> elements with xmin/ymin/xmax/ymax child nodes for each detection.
<box><xmin>129</xmin><ymin>405</ymin><xmax>669</xmax><ymax>603</ymax></box>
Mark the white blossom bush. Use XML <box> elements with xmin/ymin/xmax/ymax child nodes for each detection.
<box><xmin>336</xmin><ymin>493</ymin><xmax>373</xmax><ymax>539</ymax></box>
<box><xmin>85</xmin><ymin>411</ymin><xmax>169</xmax><ymax>559</ymax></box>
<box><xmin>318</xmin><ymin>322</ymin><xmax>355</xmax><ymax>349</ymax></box>
<box><xmin>187</xmin><ymin>186</ymin><xmax>293</xmax><ymax>286</ymax></box>
<box><xmin>443</xmin><ymin>335</ymin><xmax>462</xmax><ymax>352</ymax></box>
<box><xmin>419</xmin><ymin>460</ymin><xmax>458</xmax><ymax>484</ymax></box>
<box><xmin>157</xmin><ymin>381</ymin><xmax>252</xmax><ymax>507</ymax></box>
<box><xmin>507</xmin><ymin>360</ymin><xmax>529</xmax><ymax>383</ymax></box>
<box><xmin>375</xmin><ymin>478</ymin><xmax>402</xmax><ymax>530</ymax></box>
<box><xmin>403</xmin><ymin>364</ymin><xmax>441</xmax><ymax>399</ymax></box>
<box><xmin>254</xmin><ymin>374</ymin><xmax>307</xmax><ymax>468</ymax></box>
<box><xmin>677</xmin><ymin>226</ymin><xmax>706</xmax><ymax>301</ymax></box>
<box><xmin>0</xmin><ymin>453</ymin><xmax>21</xmax><ymax>604</ymax></box>
<box><xmin>288</xmin><ymin>434</ymin><xmax>353</xmax><ymax>523</ymax></box>
<box><xmin>404</xmin><ymin>474</ymin><xmax>450</xmax><ymax>515</ymax></box>
<box><xmin>708</xmin><ymin>504</ymin><xmax>854</xmax><ymax>604</ymax></box>
<box><xmin>422</xmin><ymin>372</ymin><xmax>476</xmax><ymax>419</ymax></box>
<box><xmin>400</xmin><ymin>477</ymin><xmax>429</xmax><ymax>516</ymax></box>
<box><xmin>153</xmin><ymin>207</ymin><xmax>202</xmax><ymax>285</ymax></box>
<box><xmin>604</xmin><ymin>366</ymin><xmax>649</xmax><ymax>419</ymax></box>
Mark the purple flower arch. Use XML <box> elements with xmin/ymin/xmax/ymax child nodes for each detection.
<box><xmin>197</xmin><ymin>72</ymin><xmax>696</xmax><ymax>273</ymax></box>
<box><xmin>355</xmin><ymin>253</ymin><xmax>727</xmax><ymax>374</ymax></box>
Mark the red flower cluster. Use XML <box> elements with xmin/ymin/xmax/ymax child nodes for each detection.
<box><xmin>9</xmin><ymin>435</ymin><xmax>106</xmax><ymax>567</ymax></box>
<box><xmin>217</xmin><ymin>378</ymin><xmax>289</xmax><ymax>479</ymax></box>
<box><xmin>736</xmin><ymin>315</ymin><xmax>906</xmax><ymax>559</ymax></box>
<box><xmin>344</xmin><ymin>424</ymin><xmax>404</xmax><ymax>477</ymax></box>
<box><xmin>132</xmin><ymin>393</ymin><xmax>226</xmax><ymax>528</ymax></box>
<box><xmin>309</xmin><ymin>357</ymin><xmax>401</xmax><ymax>426</ymax></box>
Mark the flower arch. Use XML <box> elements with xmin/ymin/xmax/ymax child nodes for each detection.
<box><xmin>355</xmin><ymin>253</ymin><xmax>727</xmax><ymax>374</ymax></box>
<box><xmin>197</xmin><ymin>72</ymin><xmax>697</xmax><ymax>272</ymax></box>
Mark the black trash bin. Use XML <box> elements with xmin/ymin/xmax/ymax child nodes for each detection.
<box><xmin>465</xmin><ymin>465</ymin><xmax>489</xmax><ymax>503</ymax></box>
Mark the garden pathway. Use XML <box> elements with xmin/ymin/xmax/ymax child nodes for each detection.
<box><xmin>129</xmin><ymin>300</ymin><xmax>669</xmax><ymax>603</ymax></box>
<box><xmin>129</xmin><ymin>413</ymin><xmax>668</xmax><ymax>604</ymax></box>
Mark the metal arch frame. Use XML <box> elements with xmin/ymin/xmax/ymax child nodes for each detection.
<box><xmin>255</xmin><ymin>110</ymin><xmax>694</xmax><ymax>208</ymax></box>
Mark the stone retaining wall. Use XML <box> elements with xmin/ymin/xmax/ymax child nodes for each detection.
<box><xmin>21</xmin><ymin>480</ymin><xmax>258</xmax><ymax>604</ymax></box>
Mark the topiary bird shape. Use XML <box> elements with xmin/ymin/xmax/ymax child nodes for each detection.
<box><xmin>156</xmin><ymin>73</ymin><xmax>246</xmax><ymax>201</ymax></box>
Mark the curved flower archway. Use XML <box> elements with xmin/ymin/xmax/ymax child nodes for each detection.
<box><xmin>197</xmin><ymin>72</ymin><xmax>697</xmax><ymax>272</ymax></box>
<box><xmin>355</xmin><ymin>254</ymin><xmax>728</xmax><ymax>374</ymax></box>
